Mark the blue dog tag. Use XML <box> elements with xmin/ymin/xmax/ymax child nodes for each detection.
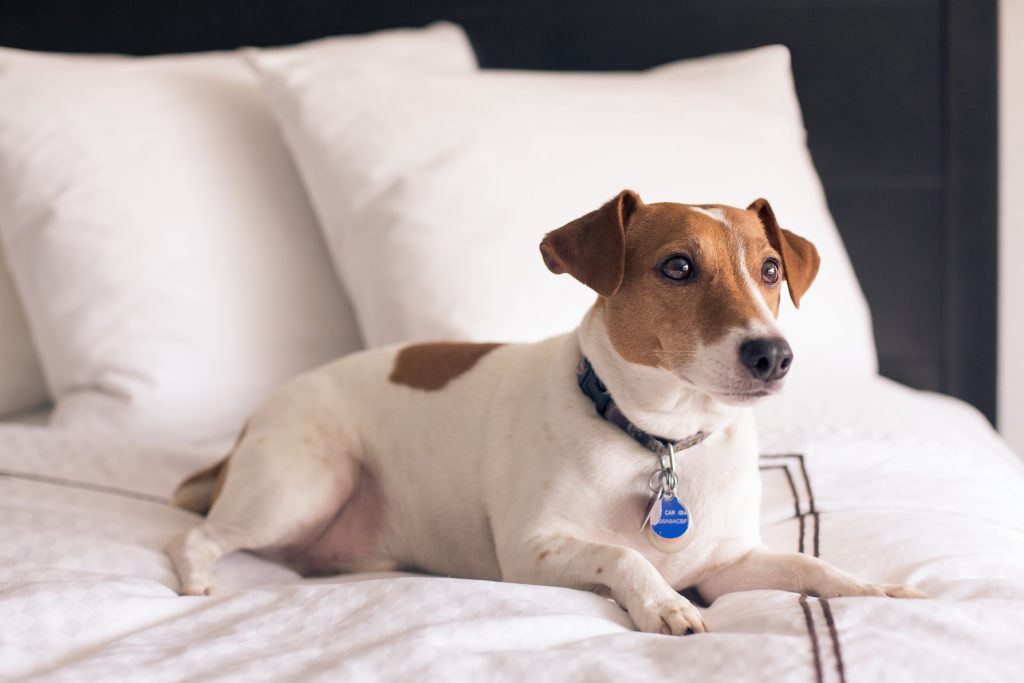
<box><xmin>643</xmin><ymin>494</ymin><xmax>691</xmax><ymax>552</ymax></box>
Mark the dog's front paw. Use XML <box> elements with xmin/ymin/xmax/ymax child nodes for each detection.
<box><xmin>824</xmin><ymin>582</ymin><xmax>927</xmax><ymax>600</ymax></box>
<box><xmin>871</xmin><ymin>583</ymin><xmax>927</xmax><ymax>599</ymax></box>
<box><xmin>629</xmin><ymin>595</ymin><xmax>708</xmax><ymax>636</ymax></box>
<box><xmin>165</xmin><ymin>532</ymin><xmax>218</xmax><ymax>596</ymax></box>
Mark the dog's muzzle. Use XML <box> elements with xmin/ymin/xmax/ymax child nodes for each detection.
<box><xmin>739</xmin><ymin>338</ymin><xmax>793</xmax><ymax>382</ymax></box>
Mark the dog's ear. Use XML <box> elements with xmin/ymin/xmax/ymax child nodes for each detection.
<box><xmin>747</xmin><ymin>198</ymin><xmax>820</xmax><ymax>308</ymax></box>
<box><xmin>539</xmin><ymin>190</ymin><xmax>642</xmax><ymax>298</ymax></box>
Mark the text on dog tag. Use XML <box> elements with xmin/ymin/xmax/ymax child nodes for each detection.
<box><xmin>643</xmin><ymin>494</ymin><xmax>690</xmax><ymax>552</ymax></box>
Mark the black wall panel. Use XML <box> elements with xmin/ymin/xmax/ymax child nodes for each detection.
<box><xmin>0</xmin><ymin>0</ymin><xmax>998</xmax><ymax>421</ymax></box>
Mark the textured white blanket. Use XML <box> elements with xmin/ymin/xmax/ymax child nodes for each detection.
<box><xmin>2</xmin><ymin>377</ymin><xmax>1022</xmax><ymax>682</ymax></box>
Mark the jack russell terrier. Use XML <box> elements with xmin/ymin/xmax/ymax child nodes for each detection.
<box><xmin>168</xmin><ymin>191</ymin><xmax>924</xmax><ymax>635</ymax></box>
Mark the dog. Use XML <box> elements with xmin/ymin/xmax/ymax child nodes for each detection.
<box><xmin>168</xmin><ymin>191</ymin><xmax>924</xmax><ymax>635</ymax></box>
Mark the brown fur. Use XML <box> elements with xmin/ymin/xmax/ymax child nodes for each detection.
<box><xmin>747</xmin><ymin>198</ymin><xmax>821</xmax><ymax>307</ymax></box>
<box><xmin>389</xmin><ymin>342</ymin><xmax>504</xmax><ymax>391</ymax></box>
<box><xmin>541</xmin><ymin>191</ymin><xmax>819</xmax><ymax>372</ymax></box>
<box><xmin>539</xmin><ymin>190</ymin><xmax>640</xmax><ymax>298</ymax></box>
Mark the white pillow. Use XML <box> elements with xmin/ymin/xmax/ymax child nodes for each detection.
<box><xmin>0</xmin><ymin>49</ymin><xmax>60</xmax><ymax>420</ymax></box>
<box><xmin>252</xmin><ymin>45</ymin><xmax>877</xmax><ymax>379</ymax></box>
<box><xmin>0</xmin><ymin>254</ymin><xmax>48</xmax><ymax>417</ymax></box>
<box><xmin>0</xmin><ymin>23</ymin><xmax>477</xmax><ymax>444</ymax></box>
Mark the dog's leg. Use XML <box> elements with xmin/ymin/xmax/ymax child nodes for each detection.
<box><xmin>166</xmin><ymin>524</ymin><xmax>237</xmax><ymax>596</ymax></box>
<box><xmin>503</xmin><ymin>536</ymin><xmax>707</xmax><ymax>635</ymax></box>
<box><xmin>697</xmin><ymin>547</ymin><xmax>926</xmax><ymax>603</ymax></box>
<box><xmin>167</xmin><ymin>422</ymin><xmax>359</xmax><ymax>596</ymax></box>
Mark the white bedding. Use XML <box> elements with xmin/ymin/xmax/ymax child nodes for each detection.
<box><xmin>2</xmin><ymin>377</ymin><xmax>1023</xmax><ymax>682</ymax></box>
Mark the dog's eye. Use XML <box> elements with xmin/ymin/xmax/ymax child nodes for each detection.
<box><xmin>762</xmin><ymin>259</ymin><xmax>780</xmax><ymax>285</ymax></box>
<box><xmin>660</xmin><ymin>255</ymin><xmax>694</xmax><ymax>282</ymax></box>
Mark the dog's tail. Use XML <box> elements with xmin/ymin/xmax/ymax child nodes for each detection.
<box><xmin>171</xmin><ymin>457</ymin><xmax>229</xmax><ymax>515</ymax></box>
<box><xmin>170</xmin><ymin>423</ymin><xmax>246</xmax><ymax>515</ymax></box>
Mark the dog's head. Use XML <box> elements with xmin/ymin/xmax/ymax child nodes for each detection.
<box><xmin>540</xmin><ymin>190</ymin><xmax>819</xmax><ymax>405</ymax></box>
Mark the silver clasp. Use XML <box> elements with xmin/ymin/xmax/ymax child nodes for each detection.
<box><xmin>648</xmin><ymin>442</ymin><xmax>678</xmax><ymax>498</ymax></box>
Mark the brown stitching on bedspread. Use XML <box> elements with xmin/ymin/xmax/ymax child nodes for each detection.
<box><xmin>761</xmin><ymin>462</ymin><xmax>805</xmax><ymax>553</ymax></box>
<box><xmin>761</xmin><ymin>454</ymin><xmax>819</xmax><ymax>556</ymax></box>
<box><xmin>761</xmin><ymin>453</ymin><xmax>847</xmax><ymax>683</ymax></box>
<box><xmin>793</xmin><ymin>454</ymin><xmax>821</xmax><ymax>558</ymax></box>
<box><xmin>820</xmin><ymin>598</ymin><xmax>847</xmax><ymax>683</ymax></box>
<box><xmin>798</xmin><ymin>593</ymin><xmax>825</xmax><ymax>683</ymax></box>
<box><xmin>792</xmin><ymin>453</ymin><xmax>846</xmax><ymax>683</ymax></box>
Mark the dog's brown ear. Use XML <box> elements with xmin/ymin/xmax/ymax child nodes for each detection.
<box><xmin>539</xmin><ymin>190</ymin><xmax>642</xmax><ymax>298</ymax></box>
<box><xmin>748</xmin><ymin>198</ymin><xmax>820</xmax><ymax>308</ymax></box>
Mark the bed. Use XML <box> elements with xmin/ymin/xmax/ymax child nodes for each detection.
<box><xmin>3</xmin><ymin>377</ymin><xmax>1023</xmax><ymax>681</ymax></box>
<box><xmin>0</xmin><ymin>2</ymin><xmax>1013</xmax><ymax>682</ymax></box>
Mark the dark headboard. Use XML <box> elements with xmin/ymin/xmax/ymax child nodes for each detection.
<box><xmin>0</xmin><ymin>0</ymin><xmax>998</xmax><ymax>422</ymax></box>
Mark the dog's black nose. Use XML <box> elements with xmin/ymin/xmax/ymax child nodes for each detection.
<box><xmin>739</xmin><ymin>338</ymin><xmax>793</xmax><ymax>382</ymax></box>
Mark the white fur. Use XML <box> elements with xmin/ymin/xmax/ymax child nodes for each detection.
<box><xmin>736</xmin><ymin>240</ymin><xmax>782</xmax><ymax>331</ymax></box>
<box><xmin>690</xmin><ymin>206</ymin><xmax>729</xmax><ymax>225</ymax></box>
<box><xmin>167</xmin><ymin>217</ymin><xmax>923</xmax><ymax>632</ymax></box>
<box><xmin>675</xmin><ymin>240</ymin><xmax>789</xmax><ymax>403</ymax></box>
<box><xmin>168</xmin><ymin>318</ymin><xmax>922</xmax><ymax>634</ymax></box>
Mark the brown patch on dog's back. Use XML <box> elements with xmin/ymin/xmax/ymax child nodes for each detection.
<box><xmin>389</xmin><ymin>342</ymin><xmax>504</xmax><ymax>391</ymax></box>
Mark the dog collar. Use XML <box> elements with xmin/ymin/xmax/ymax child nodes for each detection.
<box><xmin>575</xmin><ymin>356</ymin><xmax>709</xmax><ymax>456</ymax></box>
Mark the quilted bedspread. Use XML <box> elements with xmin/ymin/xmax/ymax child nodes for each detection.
<box><xmin>2</xmin><ymin>376</ymin><xmax>1023</xmax><ymax>682</ymax></box>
